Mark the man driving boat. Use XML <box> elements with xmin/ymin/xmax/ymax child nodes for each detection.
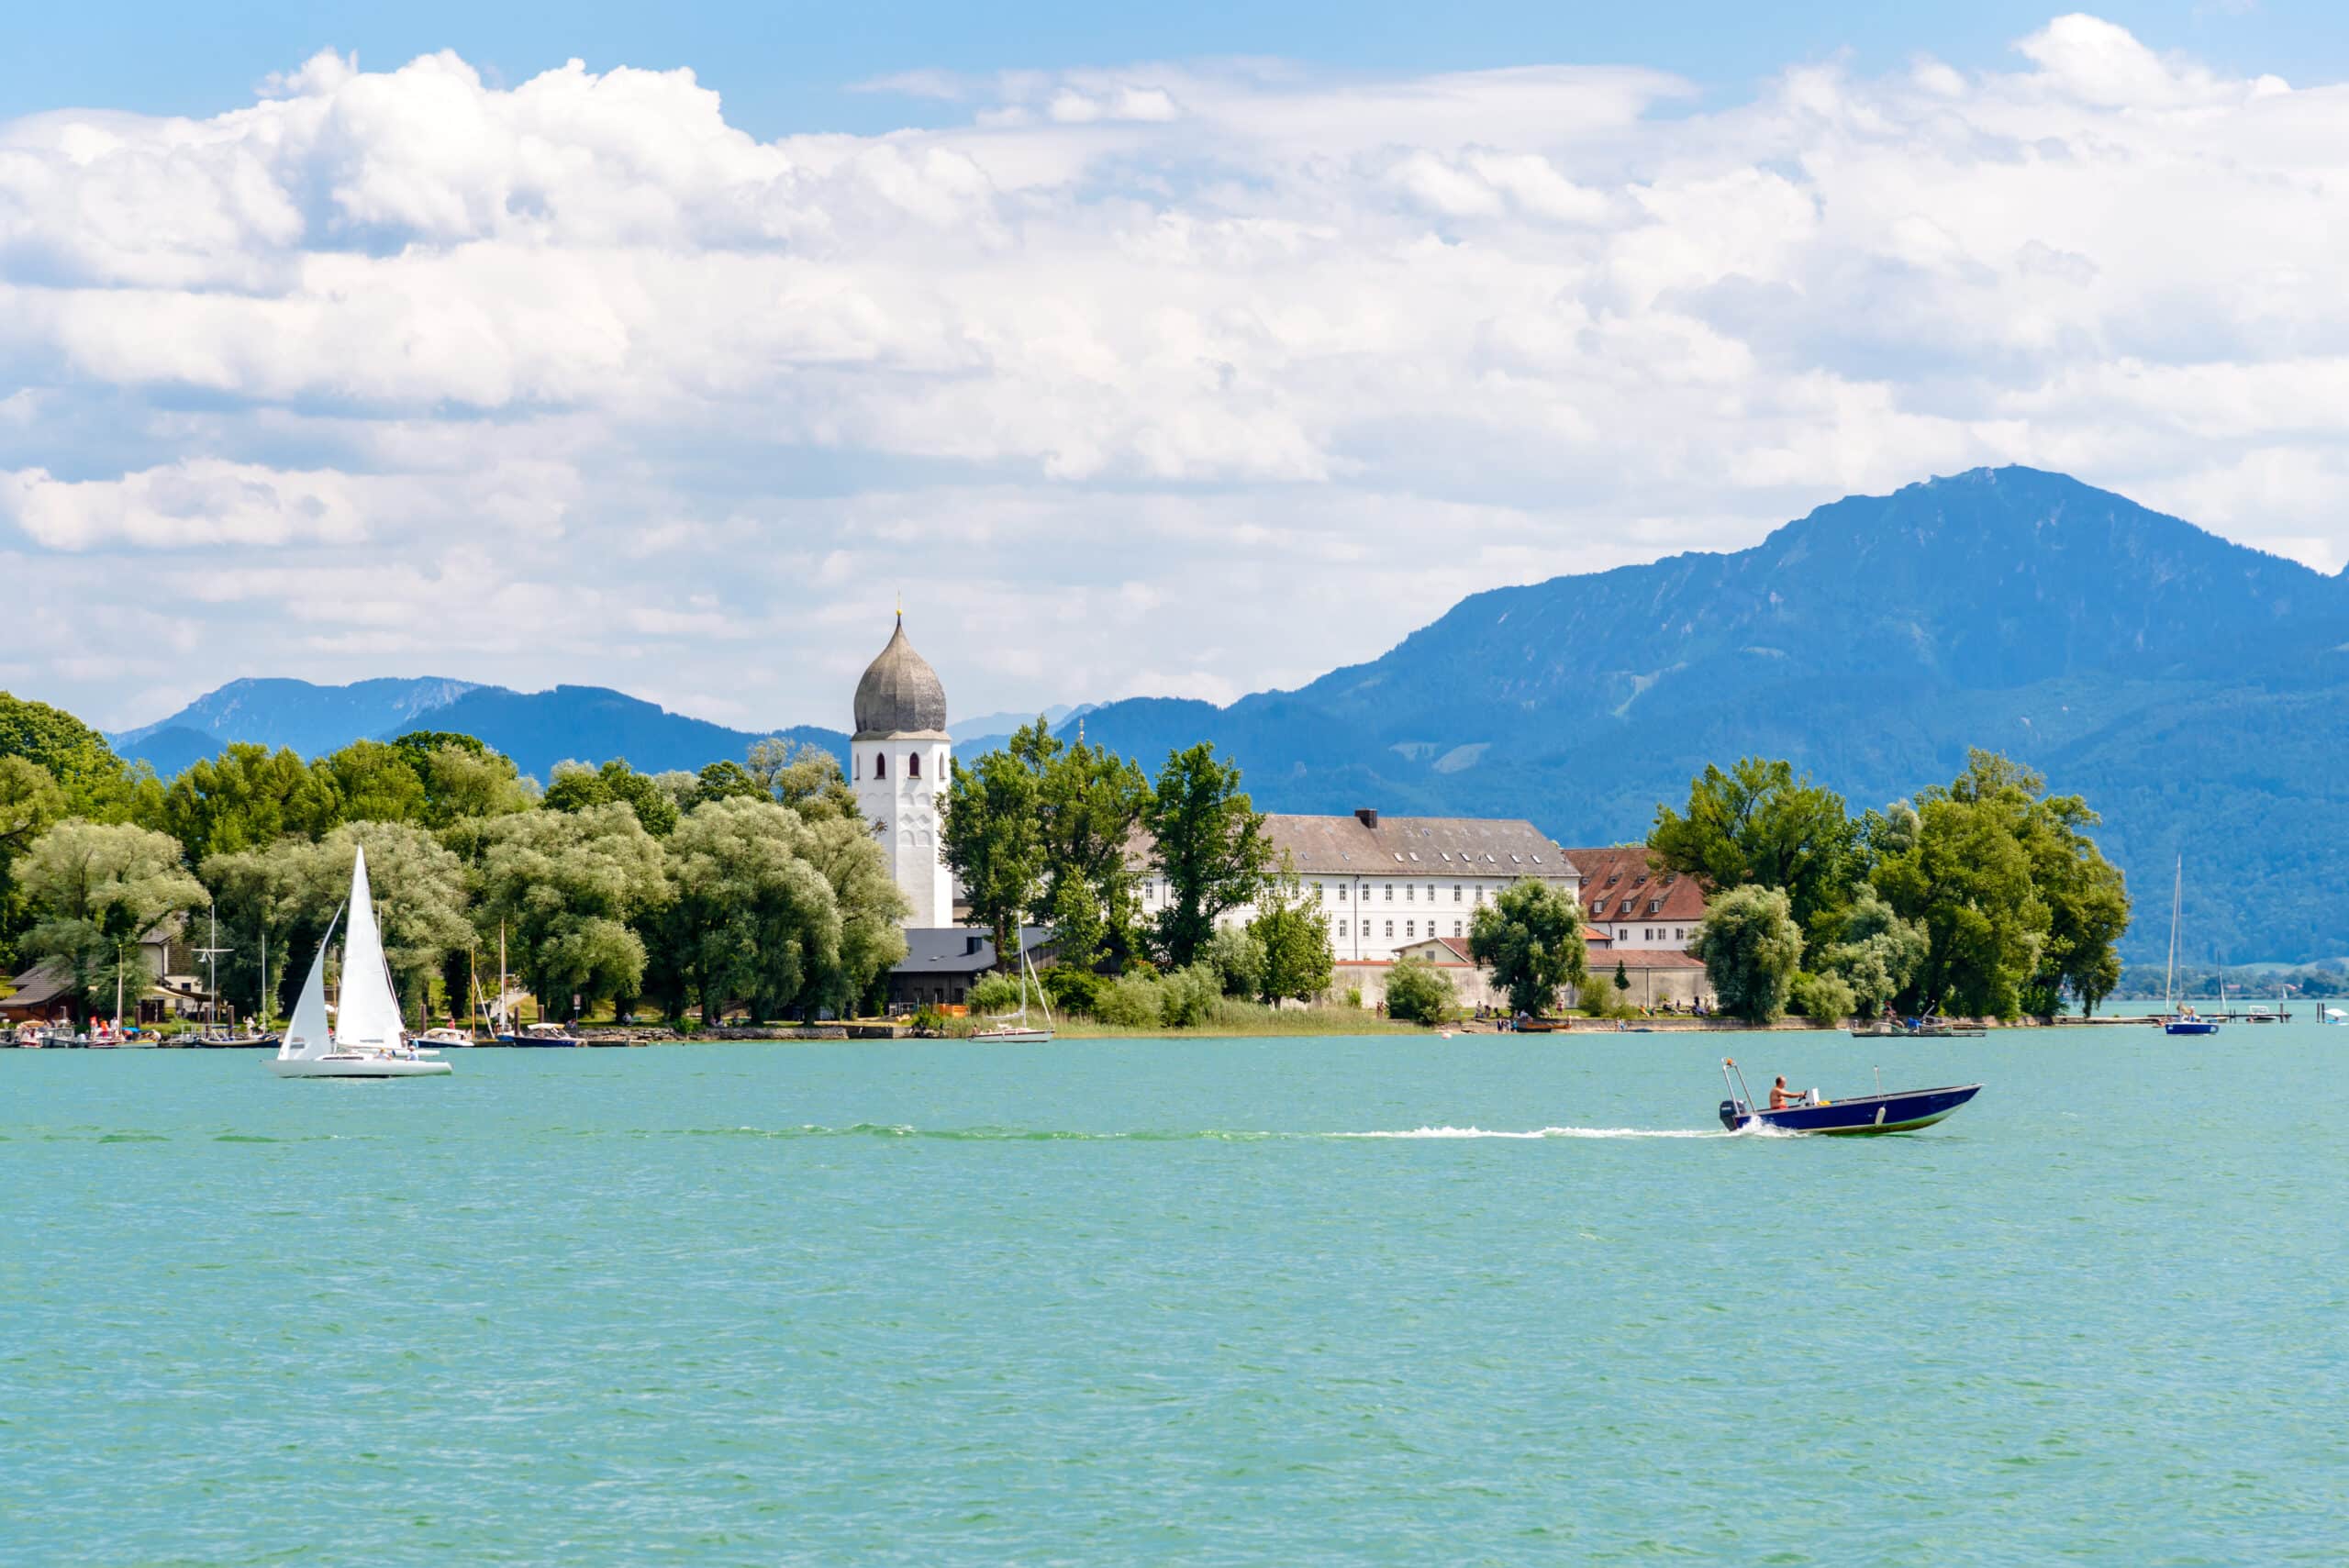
<box><xmin>1769</xmin><ymin>1075</ymin><xmax>1803</xmax><ymax>1110</ymax></box>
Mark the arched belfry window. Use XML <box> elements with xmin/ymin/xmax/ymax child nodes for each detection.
<box><xmin>874</xmin><ymin>753</ymin><xmax>887</xmax><ymax>780</ymax></box>
<box><xmin>907</xmin><ymin>752</ymin><xmax>921</xmax><ymax>779</ymax></box>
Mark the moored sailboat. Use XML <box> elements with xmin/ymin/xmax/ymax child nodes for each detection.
<box><xmin>968</xmin><ymin>943</ymin><xmax>1055</xmax><ymax>1044</ymax></box>
<box><xmin>264</xmin><ymin>846</ymin><xmax>451</xmax><ymax>1079</ymax></box>
<box><xmin>2160</xmin><ymin>856</ymin><xmax>2218</xmax><ymax>1037</ymax></box>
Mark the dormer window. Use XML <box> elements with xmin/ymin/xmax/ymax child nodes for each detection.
<box><xmin>1606</xmin><ymin>872</ymin><xmax>1620</xmax><ymax>885</ymax></box>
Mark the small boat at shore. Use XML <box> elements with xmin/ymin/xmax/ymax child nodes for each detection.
<box><xmin>968</xmin><ymin>946</ymin><xmax>1055</xmax><ymax>1044</ymax></box>
<box><xmin>2158</xmin><ymin>857</ymin><xmax>2219</xmax><ymax>1036</ymax></box>
<box><xmin>499</xmin><ymin>1022</ymin><xmax>583</xmax><ymax>1047</ymax></box>
<box><xmin>1849</xmin><ymin>1016</ymin><xmax>1987</xmax><ymax>1040</ymax></box>
<box><xmin>1719</xmin><ymin>1058</ymin><xmax>1980</xmax><ymax>1135</ymax></box>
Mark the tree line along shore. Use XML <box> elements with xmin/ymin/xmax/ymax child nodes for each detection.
<box><xmin>2</xmin><ymin>691</ymin><xmax>2129</xmax><ymax>1035</ymax></box>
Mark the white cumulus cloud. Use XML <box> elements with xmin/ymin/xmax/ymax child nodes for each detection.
<box><xmin>2</xmin><ymin>17</ymin><xmax>2346</xmax><ymax>732</ymax></box>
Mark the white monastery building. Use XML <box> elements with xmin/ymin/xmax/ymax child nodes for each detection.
<box><xmin>852</xmin><ymin>614</ymin><xmax>954</xmax><ymax>929</ymax></box>
<box><xmin>1137</xmin><ymin>808</ymin><xmax>1581</xmax><ymax>963</ymax></box>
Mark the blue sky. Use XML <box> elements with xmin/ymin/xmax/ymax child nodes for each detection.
<box><xmin>3</xmin><ymin>8</ymin><xmax>2346</xmax><ymax>732</ymax></box>
<box><xmin>8</xmin><ymin>1</ymin><xmax>2324</xmax><ymax>138</ymax></box>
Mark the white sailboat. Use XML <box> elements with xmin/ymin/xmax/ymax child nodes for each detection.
<box><xmin>2161</xmin><ymin>855</ymin><xmax>2218</xmax><ymax>1037</ymax></box>
<box><xmin>265</xmin><ymin>846</ymin><xmax>452</xmax><ymax>1079</ymax></box>
<box><xmin>969</xmin><ymin>941</ymin><xmax>1055</xmax><ymax>1044</ymax></box>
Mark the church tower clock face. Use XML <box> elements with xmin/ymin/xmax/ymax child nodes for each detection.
<box><xmin>850</xmin><ymin>613</ymin><xmax>952</xmax><ymax>929</ymax></box>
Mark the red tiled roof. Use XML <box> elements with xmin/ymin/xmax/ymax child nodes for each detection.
<box><xmin>1562</xmin><ymin>846</ymin><xmax>1708</xmax><ymax>924</ymax></box>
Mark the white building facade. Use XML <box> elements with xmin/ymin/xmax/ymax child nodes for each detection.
<box><xmin>851</xmin><ymin>615</ymin><xmax>954</xmax><ymax>929</ymax></box>
<box><xmin>1135</xmin><ymin>808</ymin><xmax>1582</xmax><ymax>964</ymax></box>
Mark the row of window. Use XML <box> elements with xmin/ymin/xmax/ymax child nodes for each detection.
<box><xmin>1334</xmin><ymin>919</ymin><xmax>1465</xmax><ymax>941</ymax></box>
<box><xmin>1145</xmin><ymin>879</ymin><xmax>1497</xmax><ymax>906</ymax></box>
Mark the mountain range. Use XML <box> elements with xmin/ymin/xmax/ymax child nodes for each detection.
<box><xmin>108</xmin><ymin>466</ymin><xmax>2349</xmax><ymax>962</ymax></box>
<box><xmin>114</xmin><ymin>682</ymin><xmax>846</xmax><ymax>784</ymax></box>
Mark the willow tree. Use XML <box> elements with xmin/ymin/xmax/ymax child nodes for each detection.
<box><xmin>1688</xmin><ymin>884</ymin><xmax>1804</xmax><ymax>1024</ymax></box>
<box><xmin>17</xmin><ymin>820</ymin><xmax>205</xmax><ymax>1023</ymax></box>
<box><xmin>471</xmin><ymin>802</ymin><xmax>669</xmax><ymax>1021</ymax></box>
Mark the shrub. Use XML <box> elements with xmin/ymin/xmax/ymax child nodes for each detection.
<box><xmin>1384</xmin><ymin>955</ymin><xmax>1457</xmax><ymax>1025</ymax></box>
<box><xmin>1092</xmin><ymin>973</ymin><xmax>1164</xmax><ymax>1028</ymax></box>
<box><xmin>1787</xmin><ymin>970</ymin><xmax>1857</xmax><ymax>1024</ymax></box>
<box><xmin>907</xmin><ymin>1004</ymin><xmax>948</xmax><ymax>1037</ymax></box>
<box><xmin>1159</xmin><ymin>964</ymin><xmax>1220</xmax><ymax>1028</ymax></box>
<box><xmin>1039</xmin><ymin>963</ymin><xmax>1104</xmax><ymax>1016</ymax></box>
<box><xmin>968</xmin><ymin>973</ymin><xmax>1025</xmax><ymax>1015</ymax></box>
<box><xmin>1200</xmin><ymin>926</ymin><xmax>1265</xmax><ymax>997</ymax></box>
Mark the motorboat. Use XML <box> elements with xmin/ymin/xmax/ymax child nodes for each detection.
<box><xmin>498</xmin><ymin>1023</ymin><xmax>583</xmax><ymax>1047</ymax></box>
<box><xmin>265</xmin><ymin>846</ymin><xmax>451</xmax><ymax>1080</ymax></box>
<box><xmin>1719</xmin><ymin>1058</ymin><xmax>1980</xmax><ymax>1135</ymax></box>
<box><xmin>413</xmin><ymin>1027</ymin><xmax>476</xmax><ymax>1051</ymax></box>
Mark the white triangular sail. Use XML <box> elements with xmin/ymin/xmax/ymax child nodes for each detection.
<box><xmin>278</xmin><ymin>906</ymin><xmax>343</xmax><ymax>1062</ymax></box>
<box><xmin>336</xmin><ymin>845</ymin><xmax>407</xmax><ymax>1054</ymax></box>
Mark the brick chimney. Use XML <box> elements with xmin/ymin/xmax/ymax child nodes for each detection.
<box><xmin>1354</xmin><ymin>807</ymin><xmax>1379</xmax><ymax>828</ymax></box>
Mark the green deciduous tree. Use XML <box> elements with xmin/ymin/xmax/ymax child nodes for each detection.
<box><xmin>1144</xmin><ymin>742</ymin><xmax>1268</xmax><ymax>969</ymax></box>
<box><xmin>316</xmin><ymin>740</ymin><xmax>429</xmax><ymax>827</ymax></box>
<box><xmin>1787</xmin><ymin>969</ymin><xmax>1857</xmax><ymax>1023</ymax></box>
<box><xmin>0</xmin><ymin>758</ymin><xmax>66</xmax><ymax>970</ymax></box>
<box><xmin>657</xmin><ymin>796</ymin><xmax>841</xmax><ymax>1024</ymax></box>
<box><xmin>0</xmin><ymin>691</ymin><xmax>155</xmax><ymax>822</ymax></box>
<box><xmin>1468</xmin><ymin>878</ymin><xmax>1588</xmax><ymax>1018</ymax></box>
<box><xmin>1384</xmin><ymin>954</ymin><xmax>1457</xmax><ymax>1024</ymax></box>
<box><xmin>392</xmin><ymin>735</ymin><xmax>529</xmax><ymax>828</ymax></box>
<box><xmin>746</xmin><ymin>739</ymin><xmax>860</xmax><ymax>823</ymax></box>
<box><xmin>543</xmin><ymin>758</ymin><xmax>680</xmax><ymax>837</ymax></box>
<box><xmin>1246</xmin><ymin>852</ymin><xmax>1333</xmax><ymax>1005</ymax></box>
<box><xmin>17</xmin><ymin>821</ymin><xmax>205</xmax><ymax>1023</ymax></box>
<box><xmin>1815</xmin><ymin>886</ymin><xmax>1930</xmax><ymax>1017</ymax></box>
<box><xmin>472</xmin><ymin>802</ymin><xmax>670</xmax><ymax>1020</ymax></box>
<box><xmin>1650</xmin><ymin>757</ymin><xmax>1861</xmax><ymax>934</ymax></box>
<box><xmin>1688</xmin><ymin>884</ymin><xmax>1805</xmax><ymax>1024</ymax></box>
<box><xmin>160</xmin><ymin>743</ymin><xmax>340</xmax><ymax>863</ymax></box>
<box><xmin>1872</xmin><ymin>753</ymin><xmax>2051</xmax><ymax>1020</ymax></box>
<box><xmin>1023</xmin><ymin>722</ymin><xmax>1152</xmax><ymax>973</ymax></box>
<box><xmin>1199</xmin><ymin>924</ymin><xmax>1265</xmax><ymax>998</ymax></box>
<box><xmin>941</xmin><ymin>747</ymin><xmax>1043</xmax><ymax>971</ymax></box>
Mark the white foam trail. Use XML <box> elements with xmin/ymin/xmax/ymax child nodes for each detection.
<box><xmin>1335</xmin><ymin>1125</ymin><xmax>1729</xmax><ymax>1140</ymax></box>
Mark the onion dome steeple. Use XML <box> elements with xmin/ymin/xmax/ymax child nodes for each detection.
<box><xmin>852</xmin><ymin>612</ymin><xmax>949</xmax><ymax>738</ymax></box>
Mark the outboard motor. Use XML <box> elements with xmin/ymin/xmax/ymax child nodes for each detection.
<box><xmin>1719</xmin><ymin>1098</ymin><xmax>1744</xmax><ymax>1130</ymax></box>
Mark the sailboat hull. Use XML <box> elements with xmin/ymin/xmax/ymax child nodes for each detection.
<box><xmin>266</xmin><ymin>1055</ymin><xmax>452</xmax><ymax>1079</ymax></box>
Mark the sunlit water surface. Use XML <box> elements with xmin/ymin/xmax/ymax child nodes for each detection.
<box><xmin>5</xmin><ymin>1029</ymin><xmax>2345</xmax><ymax>1564</ymax></box>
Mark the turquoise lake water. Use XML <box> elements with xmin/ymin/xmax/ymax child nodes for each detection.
<box><xmin>5</xmin><ymin>1029</ymin><xmax>2344</xmax><ymax>1564</ymax></box>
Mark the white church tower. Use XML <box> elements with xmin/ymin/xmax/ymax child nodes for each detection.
<box><xmin>852</xmin><ymin>613</ymin><xmax>953</xmax><ymax>929</ymax></box>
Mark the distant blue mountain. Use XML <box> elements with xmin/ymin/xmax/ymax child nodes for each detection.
<box><xmin>393</xmin><ymin>685</ymin><xmax>846</xmax><ymax>780</ymax></box>
<box><xmin>111</xmin><ymin>677</ymin><xmax>849</xmax><ymax>784</ymax></box>
<box><xmin>114</xmin><ymin>676</ymin><xmax>482</xmax><ymax>758</ymax></box>
<box><xmin>1055</xmin><ymin>467</ymin><xmax>2349</xmax><ymax>964</ymax></box>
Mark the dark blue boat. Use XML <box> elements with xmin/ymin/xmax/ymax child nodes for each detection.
<box><xmin>1719</xmin><ymin>1059</ymin><xmax>1981</xmax><ymax>1135</ymax></box>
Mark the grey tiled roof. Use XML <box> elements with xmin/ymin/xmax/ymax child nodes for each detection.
<box><xmin>891</xmin><ymin>925</ymin><xmax>1052</xmax><ymax>977</ymax></box>
<box><xmin>1258</xmin><ymin>814</ymin><xmax>1575</xmax><ymax>878</ymax></box>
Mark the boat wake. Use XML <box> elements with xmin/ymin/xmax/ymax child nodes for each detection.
<box><xmin>666</xmin><ymin>1122</ymin><xmax>1747</xmax><ymax>1142</ymax></box>
<box><xmin>1335</xmin><ymin>1125</ymin><xmax>1731</xmax><ymax>1140</ymax></box>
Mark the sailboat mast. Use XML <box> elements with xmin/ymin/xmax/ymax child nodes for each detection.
<box><xmin>2165</xmin><ymin>856</ymin><xmax>2181</xmax><ymax>1011</ymax></box>
<box><xmin>260</xmin><ymin>928</ymin><xmax>269</xmax><ymax>1032</ymax></box>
